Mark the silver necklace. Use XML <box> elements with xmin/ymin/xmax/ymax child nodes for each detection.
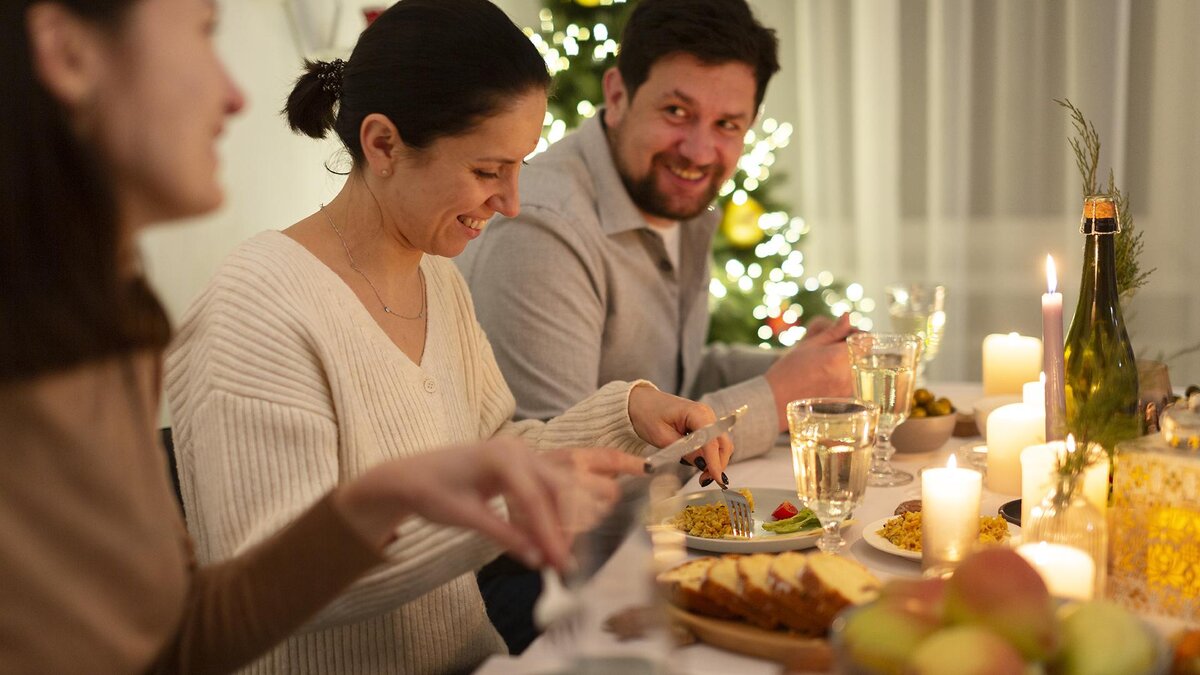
<box><xmin>320</xmin><ymin>204</ymin><xmax>426</xmax><ymax>320</ymax></box>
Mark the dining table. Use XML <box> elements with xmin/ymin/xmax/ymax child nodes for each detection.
<box><xmin>476</xmin><ymin>383</ymin><xmax>1188</xmax><ymax>674</ymax></box>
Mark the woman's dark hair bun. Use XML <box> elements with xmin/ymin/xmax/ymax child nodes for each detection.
<box><xmin>283</xmin><ymin>59</ymin><xmax>342</xmax><ymax>139</ymax></box>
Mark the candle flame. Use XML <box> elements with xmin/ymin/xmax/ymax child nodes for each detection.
<box><xmin>1046</xmin><ymin>254</ymin><xmax>1058</xmax><ymax>294</ymax></box>
<box><xmin>1066</xmin><ymin>434</ymin><xmax>1076</xmax><ymax>454</ymax></box>
<box><xmin>947</xmin><ymin>454</ymin><xmax>958</xmax><ymax>469</ymax></box>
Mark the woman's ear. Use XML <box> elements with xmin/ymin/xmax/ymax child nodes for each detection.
<box><xmin>360</xmin><ymin>113</ymin><xmax>402</xmax><ymax>177</ymax></box>
<box><xmin>26</xmin><ymin>3</ymin><xmax>109</xmax><ymax>109</ymax></box>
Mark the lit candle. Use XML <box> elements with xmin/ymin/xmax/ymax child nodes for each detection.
<box><xmin>986</xmin><ymin>403</ymin><xmax>1045</xmax><ymax>495</ymax></box>
<box><xmin>1021</xmin><ymin>438</ymin><xmax>1110</xmax><ymax>527</ymax></box>
<box><xmin>1023</xmin><ymin>373</ymin><xmax>1046</xmax><ymax>410</ymax></box>
<box><xmin>1020</xmin><ymin>442</ymin><xmax>1059</xmax><ymax>528</ymax></box>
<box><xmin>983</xmin><ymin>333</ymin><xmax>1043</xmax><ymax>396</ymax></box>
<box><xmin>1042</xmin><ymin>256</ymin><xmax>1067</xmax><ymax>440</ymax></box>
<box><xmin>1016</xmin><ymin>542</ymin><xmax>1096</xmax><ymax>601</ymax></box>
<box><xmin>922</xmin><ymin>455</ymin><xmax>983</xmax><ymax>578</ymax></box>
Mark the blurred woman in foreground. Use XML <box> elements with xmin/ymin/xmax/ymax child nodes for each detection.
<box><xmin>0</xmin><ymin>1</ymin><xmax>648</xmax><ymax>672</ymax></box>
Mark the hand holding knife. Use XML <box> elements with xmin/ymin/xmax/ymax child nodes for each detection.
<box><xmin>643</xmin><ymin>405</ymin><xmax>746</xmax><ymax>487</ymax></box>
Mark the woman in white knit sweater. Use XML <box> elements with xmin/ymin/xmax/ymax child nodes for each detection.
<box><xmin>165</xmin><ymin>1</ymin><xmax>735</xmax><ymax>672</ymax></box>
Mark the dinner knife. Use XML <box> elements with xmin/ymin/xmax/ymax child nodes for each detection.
<box><xmin>643</xmin><ymin>404</ymin><xmax>747</xmax><ymax>473</ymax></box>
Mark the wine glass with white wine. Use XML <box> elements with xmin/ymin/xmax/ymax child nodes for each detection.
<box><xmin>884</xmin><ymin>283</ymin><xmax>946</xmax><ymax>383</ymax></box>
<box><xmin>788</xmin><ymin>398</ymin><xmax>879</xmax><ymax>555</ymax></box>
<box><xmin>847</xmin><ymin>333</ymin><xmax>923</xmax><ymax>487</ymax></box>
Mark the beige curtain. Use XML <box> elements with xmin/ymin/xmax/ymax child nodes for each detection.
<box><xmin>768</xmin><ymin>0</ymin><xmax>1199</xmax><ymax>385</ymax></box>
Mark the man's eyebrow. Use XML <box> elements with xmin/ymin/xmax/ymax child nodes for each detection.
<box><xmin>660</xmin><ymin>89</ymin><xmax>751</xmax><ymax>121</ymax></box>
<box><xmin>475</xmin><ymin>157</ymin><xmax>520</xmax><ymax>164</ymax></box>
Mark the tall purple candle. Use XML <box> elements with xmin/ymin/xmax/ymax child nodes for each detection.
<box><xmin>1042</xmin><ymin>255</ymin><xmax>1067</xmax><ymax>440</ymax></box>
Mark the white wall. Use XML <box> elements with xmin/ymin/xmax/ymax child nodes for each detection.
<box><xmin>140</xmin><ymin>1</ymin><xmax>1197</xmax><ymax>395</ymax></box>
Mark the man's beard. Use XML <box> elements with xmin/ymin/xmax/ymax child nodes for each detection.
<box><xmin>615</xmin><ymin>150</ymin><xmax>724</xmax><ymax>221</ymax></box>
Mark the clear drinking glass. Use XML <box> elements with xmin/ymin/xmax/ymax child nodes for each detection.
<box><xmin>787</xmin><ymin>398</ymin><xmax>879</xmax><ymax>554</ymax></box>
<box><xmin>847</xmin><ymin>333</ymin><xmax>923</xmax><ymax>487</ymax></box>
<box><xmin>885</xmin><ymin>283</ymin><xmax>947</xmax><ymax>382</ymax></box>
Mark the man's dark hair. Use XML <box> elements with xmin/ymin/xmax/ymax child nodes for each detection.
<box><xmin>616</xmin><ymin>0</ymin><xmax>780</xmax><ymax>108</ymax></box>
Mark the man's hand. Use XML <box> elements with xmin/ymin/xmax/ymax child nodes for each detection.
<box><xmin>763</xmin><ymin>314</ymin><xmax>857</xmax><ymax>432</ymax></box>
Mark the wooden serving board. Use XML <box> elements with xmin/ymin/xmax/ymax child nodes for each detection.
<box><xmin>666</xmin><ymin>604</ymin><xmax>833</xmax><ymax>671</ymax></box>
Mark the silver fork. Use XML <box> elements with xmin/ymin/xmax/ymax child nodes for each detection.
<box><xmin>722</xmin><ymin>490</ymin><xmax>753</xmax><ymax>538</ymax></box>
<box><xmin>534</xmin><ymin>567</ymin><xmax>583</xmax><ymax>651</ymax></box>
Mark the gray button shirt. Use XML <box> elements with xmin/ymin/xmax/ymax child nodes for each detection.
<box><xmin>457</xmin><ymin>115</ymin><xmax>780</xmax><ymax>459</ymax></box>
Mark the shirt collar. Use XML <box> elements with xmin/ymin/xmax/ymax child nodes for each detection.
<box><xmin>576</xmin><ymin>111</ymin><xmax>720</xmax><ymax>238</ymax></box>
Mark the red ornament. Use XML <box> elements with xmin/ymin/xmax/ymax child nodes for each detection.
<box><xmin>363</xmin><ymin>6</ymin><xmax>386</xmax><ymax>25</ymax></box>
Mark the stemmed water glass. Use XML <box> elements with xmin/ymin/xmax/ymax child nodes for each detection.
<box><xmin>847</xmin><ymin>333</ymin><xmax>923</xmax><ymax>487</ymax></box>
<box><xmin>787</xmin><ymin>398</ymin><xmax>879</xmax><ymax>554</ymax></box>
<box><xmin>884</xmin><ymin>283</ymin><xmax>947</xmax><ymax>383</ymax></box>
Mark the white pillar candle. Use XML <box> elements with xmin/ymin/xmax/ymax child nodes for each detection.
<box><xmin>983</xmin><ymin>333</ymin><xmax>1043</xmax><ymax>396</ymax></box>
<box><xmin>1020</xmin><ymin>441</ymin><xmax>1110</xmax><ymax>527</ymax></box>
<box><xmin>1016</xmin><ymin>542</ymin><xmax>1096</xmax><ymax>601</ymax></box>
<box><xmin>922</xmin><ymin>456</ymin><xmax>983</xmax><ymax>577</ymax></box>
<box><xmin>1020</xmin><ymin>443</ymin><xmax>1059</xmax><ymax>528</ymax></box>
<box><xmin>1023</xmin><ymin>375</ymin><xmax>1045</xmax><ymax>409</ymax></box>
<box><xmin>986</xmin><ymin>403</ymin><xmax>1045</xmax><ymax>495</ymax></box>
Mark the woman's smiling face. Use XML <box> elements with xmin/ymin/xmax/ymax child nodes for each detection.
<box><xmin>379</xmin><ymin>88</ymin><xmax>547</xmax><ymax>258</ymax></box>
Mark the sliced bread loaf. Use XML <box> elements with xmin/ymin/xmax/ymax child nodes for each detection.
<box><xmin>801</xmin><ymin>553</ymin><xmax>881</xmax><ymax>626</ymax></box>
<box><xmin>656</xmin><ymin>557</ymin><xmax>736</xmax><ymax>619</ymax></box>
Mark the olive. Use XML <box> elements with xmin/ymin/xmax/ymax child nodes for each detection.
<box><xmin>914</xmin><ymin>389</ymin><xmax>934</xmax><ymax>406</ymax></box>
<box><xmin>929</xmin><ymin>399</ymin><xmax>954</xmax><ymax>417</ymax></box>
<box><xmin>910</xmin><ymin>407</ymin><xmax>928</xmax><ymax>418</ymax></box>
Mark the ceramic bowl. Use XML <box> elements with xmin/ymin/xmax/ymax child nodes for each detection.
<box><xmin>891</xmin><ymin>412</ymin><xmax>957</xmax><ymax>453</ymax></box>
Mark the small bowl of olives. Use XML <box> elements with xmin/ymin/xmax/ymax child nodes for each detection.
<box><xmin>892</xmin><ymin>388</ymin><xmax>958</xmax><ymax>453</ymax></box>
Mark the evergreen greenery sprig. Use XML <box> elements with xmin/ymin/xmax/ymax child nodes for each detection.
<box><xmin>1053</xmin><ymin>435</ymin><xmax>1105</xmax><ymax>484</ymax></box>
<box><xmin>1056</xmin><ymin>98</ymin><xmax>1154</xmax><ymax>299</ymax></box>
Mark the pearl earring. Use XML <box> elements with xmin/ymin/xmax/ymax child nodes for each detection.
<box><xmin>381</xmin><ymin>169</ymin><xmax>391</xmax><ymax>177</ymax></box>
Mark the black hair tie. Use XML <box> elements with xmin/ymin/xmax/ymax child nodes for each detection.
<box><xmin>316</xmin><ymin>59</ymin><xmax>346</xmax><ymax>98</ymax></box>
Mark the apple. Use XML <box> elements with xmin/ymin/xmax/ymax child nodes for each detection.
<box><xmin>942</xmin><ymin>547</ymin><xmax>1059</xmax><ymax>661</ymax></box>
<box><xmin>907</xmin><ymin>625</ymin><xmax>1029</xmax><ymax>675</ymax></box>
<box><xmin>877</xmin><ymin>577</ymin><xmax>946</xmax><ymax>623</ymax></box>
<box><xmin>838</xmin><ymin>601</ymin><xmax>940</xmax><ymax>674</ymax></box>
<box><xmin>1053</xmin><ymin>601</ymin><xmax>1158</xmax><ymax>675</ymax></box>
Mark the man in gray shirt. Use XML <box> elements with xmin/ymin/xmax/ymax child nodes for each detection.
<box><xmin>459</xmin><ymin>0</ymin><xmax>853</xmax><ymax>468</ymax></box>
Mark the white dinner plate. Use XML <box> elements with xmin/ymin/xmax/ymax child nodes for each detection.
<box><xmin>862</xmin><ymin>516</ymin><xmax>1021</xmax><ymax>561</ymax></box>
<box><xmin>654</xmin><ymin>487</ymin><xmax>844</xmax><ymax>553</ymax></box>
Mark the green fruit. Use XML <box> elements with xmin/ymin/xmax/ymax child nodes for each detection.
<box><xmin>907</xmin><ymin>625</ymin><xmax>1028</xmax><ymax>675</ymax></box>
<box><xmin>1054</xmin><ymin>601</ymin><xmax>1158</xmax><ymax>675</ymax></box>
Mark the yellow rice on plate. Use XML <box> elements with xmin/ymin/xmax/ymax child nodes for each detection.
<box><xmin>671</xmin><ymin>489</ymin><xmax>755</xmax><ymax>538</ymax></box>
<box><xmin>876</xmin><ymin>511</ymin><xmax>1010</xmax><ymax>552</ymax></box>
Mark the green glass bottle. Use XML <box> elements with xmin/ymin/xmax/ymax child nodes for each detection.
<box><xmin>1063</xmin><ymin>195</ymin><xmax>1141</xmax><ymax>454</ymax></box>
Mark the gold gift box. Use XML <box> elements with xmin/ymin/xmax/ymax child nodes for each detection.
<box><xmin>1109</xmin><ymin>434</ymin><xmax>1200</xmax><ymax>620</ymax></box>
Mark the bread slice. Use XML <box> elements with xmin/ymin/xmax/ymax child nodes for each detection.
<box><xmin>656</xmin><ymin>557</ymin><xmax>736</xmax><ymax>619</ymax></box>
<box><xmin>736</xmin><ymin>553</ymin><xmax>786</xmax><ymax>629</ymax></box>
<box><xmin>800</xmin><ymin>554</ymin><xmax>881</xmax><ymax>627</ymax></box>
<box><xmin>767</xmin><ymin>551</ymin><xmax>825</xmax><ymax>635</ymax></box>
<box><xmin>692</xmin><ymin>554</ymin><xmax>774</xmax><ymax>629</ymax></box>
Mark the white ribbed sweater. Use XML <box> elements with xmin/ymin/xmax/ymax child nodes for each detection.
<box><xmin>165</xmin><ymin>231</ymin><xmax>651</xmax><ymax>674</ymax></box>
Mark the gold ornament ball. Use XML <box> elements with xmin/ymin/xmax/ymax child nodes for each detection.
<box><xmin>720</xmin><ymin>197</ymin><xmax>766</xmax><ymax>249</ymax></box>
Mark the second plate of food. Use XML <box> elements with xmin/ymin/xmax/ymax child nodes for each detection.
<box><xmin>861</xmin><ymin>515</ymin><xmax>1019</xmax><ymax>561</ymax></box>
<box><xmin>654</xmin><ymin>487</ymin><xmax>843</xmax><ymax>554</ymax></box>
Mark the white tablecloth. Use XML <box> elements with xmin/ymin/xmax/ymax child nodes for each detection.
<box><xmin>476</xmin><ymin>383</ymin><xmax>1173</xmax><ymax>674</ymax></box>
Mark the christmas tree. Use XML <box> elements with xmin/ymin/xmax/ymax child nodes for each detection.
<box><xmin>524</xmin><ymin>0</ymin><xmax>873</xmax><ymax>348</ymax></box>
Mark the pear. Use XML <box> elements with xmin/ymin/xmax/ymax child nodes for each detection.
<box><xmin>839</xmin><ymin>601</ymin><xmax>940</xmax><ymax>675</ymax></box>
<box><xmin>906</xmin><ymin>625</ymin><xmax>1029</xmax><ymax>675</ymax></box>
<box><xmin>943</xmin><ymin>547</ymin><xmax>1059</xmax><ymax>661</ymax></box>
<box><xmin>1053</xmin><ymin>601</ymin><xmax>1158</xmax><ymax>675</ymax></box>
